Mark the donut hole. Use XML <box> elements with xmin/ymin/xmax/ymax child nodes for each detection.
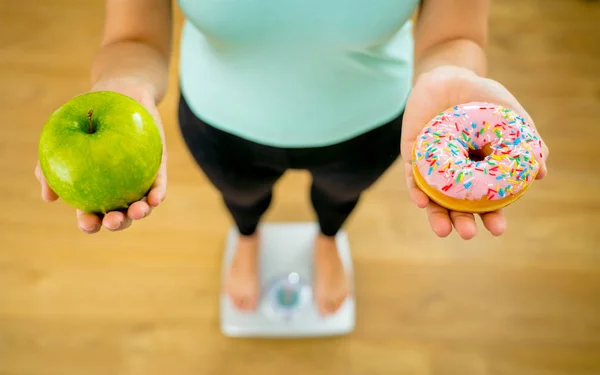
<box><xmin>468</xmin><ymin>144</ymin><xmax>493</xmax><ymax>162</ymax></box>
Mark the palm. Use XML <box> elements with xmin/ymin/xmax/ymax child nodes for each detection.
<box><xmin>35</xmin><ymin>79</ymin><xmax>168</xmax><ymax>233</ymax></box>
<box><xmin>400</xmin><ymin>66</ymin><xmax>549</xmax><ymax>239</ymax></box>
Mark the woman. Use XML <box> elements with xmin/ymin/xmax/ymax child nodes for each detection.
<box><xmin>35</xmin><ymin>0</ymin><xmax>549</xmax><ymax>315</ymax></box>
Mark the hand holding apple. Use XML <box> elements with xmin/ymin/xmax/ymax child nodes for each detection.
<box><xmin>35</xmin><ymin>78</ymin><xmax>168</xmax><ymax>233</ymax></box>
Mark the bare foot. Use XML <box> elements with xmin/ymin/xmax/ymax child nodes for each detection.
<box><xmin>225</xmin><ymin>232</ymin><xmax>260</xmax><ymax>312</ymax></box>
<box><xmin>313</xmin><ymin>233</ymin><xmax>349</xmax><ymax>316</ymax></box>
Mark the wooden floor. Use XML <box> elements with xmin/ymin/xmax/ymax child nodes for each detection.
<box><xmin>1</xmin><ymin>0</ymin><xmax>600</xmax><ymax>374</ymax></box>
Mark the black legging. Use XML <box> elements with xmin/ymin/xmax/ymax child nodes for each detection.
<box><xmin>177</xmin><ymin>93</ymin><xmax>404</xmax><ymax>237</ymax></box>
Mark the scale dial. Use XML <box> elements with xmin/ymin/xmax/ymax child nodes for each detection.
<box><xmin>261</xmin><ymin>272</ymin><xmax>312</xmax><ymax>320</ymax></box>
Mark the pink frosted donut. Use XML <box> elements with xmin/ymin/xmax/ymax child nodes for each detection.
<box><xmin>411</xmin><ymin>102</ymin><xmax>544</xmax><ymax>213</ymax></box>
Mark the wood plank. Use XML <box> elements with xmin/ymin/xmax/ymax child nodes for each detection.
<box><xmin>1</xmin><ymin>0</ymin><xmax>599</xmax><ymax>374</ymax></box>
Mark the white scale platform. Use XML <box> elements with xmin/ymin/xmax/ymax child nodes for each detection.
<box><xmin>220</xmin><ymin>222</ymin><xmax>355</xmax><ymax>338</ymax></box>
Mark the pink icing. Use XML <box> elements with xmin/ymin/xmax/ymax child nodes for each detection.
<box><xmin>412</xmin><ymin>102</ymin><xmax>544</xmax><ymax>201</ymax></box>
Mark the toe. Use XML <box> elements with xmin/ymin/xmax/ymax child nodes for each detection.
<box><xmin>337</xmin><ymin>293</ymin><xmax>348</xmax><ymax>310</ymax></box>
<box><xmin>326</xmin><ymin>298</ymin><xmax>338</xmax><ymax>315</ymax></box>
<box><xmin>330</xmin><ymin>293</ymin><xmax>348</xmax><ymax>315</ymax></box>
<box><xmin>233</xmin><ymin>296</ymin><xmax>245</xmax><ymax>310</ymax></box>
<box><xmin>316</xmin><ymin>294</ymin><xmax>336</xmax><ymax>316</ymax></box>
<box><xmin>227</xmin><ymin>282</ymin><xmax>259</xmax><ymax>312</ymax></box>
<box><xmin>234</xmin><ymin>293</ymin><xmax>257</xmax><ymax>312</ymax></box>
<box><xmin>317</xmin><ymin>300</ymin><xmax>329</xmax><ymax>316</ymax></box>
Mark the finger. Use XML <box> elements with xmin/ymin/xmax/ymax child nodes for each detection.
<box><xmin>127</xmin><ymin>198</ymin><xmax>152</xmax><ymax>220</ymax></box>
<box><xmin>426</xmin><ymin>202</ymin><xmax>452</xmax><ymax>237</ymax></box>
<box><xmin>480</xmin><ymin>209</ymin><xmax>507</xmax><ymax>236</ymax></box>
<box><xmin>102</xmin><ymin>211</ymin><xmax>127</xmax><ymax>231</ymax></box>
<box><xmin>410</xmin><ymin>185</ymin><xmax>429</xmax><ymax>209</ymax></box>
<box><xmin>468</xmin><ymin>77</ymin><xmax>536</xmax><ymax>126</ymax></box>
<box><xmin>462</xmin><ymin>78</ymin><xmax>551</xmax><ymax>171</ymax></box>
<box><xmin>107</xmin><ymin>216</ymin><xmax>132</xmax><ymax>232</ymax></box>
<box><xmin>535</xmin><ymin>143</ymin><xmax>550</xmax><ymax>180</ymax></box>
<box><xmin>76</xmin><ymin>210</ymin><xmax>102</xmax><ymax>234</ymax></box>
<box><xmin>41</xmin><ymin>180</ymin><xmax>59</xmax><ymax>202</ymax></box>
<box><xmin>404</xmin><ymin>161</ymin><xmax>430</xmax><ymax>208</ymax></box>
<box><xmin>119</xmin><ymin>217</ymin><xmax>133</xmax><ymax>231</ymax></box>
<box><xmin>449</xmin><ymin>211</ymin><xmax>477</xmax><ymax>240</ymax></box>
<box><xmin>536</xmin><ymin>163</ymin><xmax>548</xmax><ymax>180</ymax></box>
<box><xmin>35</xmin><ymin>163</ymin><xmax>59</xmax><ymax>202</ymax></box>
<box><xmin>34</xmin><ymin>163</ymin><xmax>42</xmax><ymax>183</ymax></box>
<box><xmin>147</xmin><ymin>168</ymin><xmax>167</xmax><ymax>207</ymax></box>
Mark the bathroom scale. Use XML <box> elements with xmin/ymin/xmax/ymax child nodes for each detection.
<box><xmin>219</xmin><ymin>222</ymin><xmax>355</xmax><ymax>338</ymax></box>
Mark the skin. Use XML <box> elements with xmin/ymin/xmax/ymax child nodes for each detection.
<box><xmin>35</xmin><ymin>0</ymin><xmax>172</xmax><ymax>233</ymax></box>
<box><xmin>34</xmin><ymin>0</ymin><xmax>549</xmax><ymax>314</ymax></box>
<box><xmin>34</xmin><ymin>0</ymin><xmax>551</xmax><ymax>235</ymax></box>
<box><xmin>402</xmin><ymin>0</ymin><xmax>549</xmax><ymax>240</ymax></box>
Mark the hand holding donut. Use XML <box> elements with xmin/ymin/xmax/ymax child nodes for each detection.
<box><xmin>400</xmin><ymin>65</ymin><xmax>549</xmax><ymax>239</ymax></box>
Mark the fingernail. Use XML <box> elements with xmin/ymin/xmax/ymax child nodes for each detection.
<box><xmin>81</xmin><ymin>224</ymin><xmax>99</xmax><ymax>233</ymax></box>
<box><xmin>106</xmin><ymin>221</ymin><xmax>120</xmax><ymax>230</ymax></box>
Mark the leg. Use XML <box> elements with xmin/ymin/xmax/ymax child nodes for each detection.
<box><xmin>304</xmin><ymin>113</ymin><xmax>404</xmax><ymax>315</ymax></box>
<box><xmin>217</xmin><ymin>167</ymin><xmax>281</xmax><ymax>312</ymax></box>
<box><xmin>219</xmin><ymin>167</ymin><xmax>282</xmax><ymax>237</ymax></box>
<box><xmin>178</xmin><ymin>94</ymin><xmax>287</xmax><ymax>311</ymax></box>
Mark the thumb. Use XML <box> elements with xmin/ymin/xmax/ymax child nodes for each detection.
<box><xmin>535</xmin><ymin>142</ymin><xmax>550</xmax><ymax>180</ymax></box>
<box><xmin>35</xmin><ymin>162</ymin><xmax>59</xmax><ymax>202</ymax></box>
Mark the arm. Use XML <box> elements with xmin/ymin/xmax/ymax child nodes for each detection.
<box><xmin>35</xmin><ymin>0</ymin><xmax>173</xmax><ymax>234</ymax></box>
<box><xmin>401</xmin><ymin>0</ymin><xmax>548</xmax><ymax>240</ymax></box>
<box><xmin>412</xmin><ymin>0</ymin><xmax>490</xmax><ymax>78</ymax></box>
<box><xmin>90</xmin><ymin>0</ymin><xmax>173</xmax><ymax>103</ymax></box>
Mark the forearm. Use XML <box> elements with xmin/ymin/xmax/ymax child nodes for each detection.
<box><xmin>90</xmin><ymin>40</ymin><xmax>170</xmax><ymax>104</ymax></box>
<box><xmin>414</xmin><ymin>38</ymin><xmax>487</xmax><ymax>79</ymax></box>
<box><xmin>411</xmin><ymin>0</ymin><xmax>489</xmax><ymax>81</ymax></box>
<box><xmin>89</xmin><ymin>0</ymin><xmax>172</xmax><ymax>104</ymax></box>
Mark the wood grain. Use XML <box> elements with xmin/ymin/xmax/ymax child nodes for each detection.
<box><xmin>1</xmin><ymin>0</ymin><xmax>599</xmax><ymax>374</ymax></box>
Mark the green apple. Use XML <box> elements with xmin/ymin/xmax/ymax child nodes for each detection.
<box><xmin>38</xmin><ymin>91</ymin><xmax>163</xmax><ymax>214</ymax></box>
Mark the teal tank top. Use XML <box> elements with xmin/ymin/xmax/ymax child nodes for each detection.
<box><xmin>178</xmin><ymin>0</ymin><xmax>420</xmax><ymax>148</ymax></box>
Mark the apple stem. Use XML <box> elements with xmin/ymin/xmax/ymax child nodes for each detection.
<box><xmin>87</xmin><ymin>110</ymin><xmax>95</xmax><ymax>134</ymax></box>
